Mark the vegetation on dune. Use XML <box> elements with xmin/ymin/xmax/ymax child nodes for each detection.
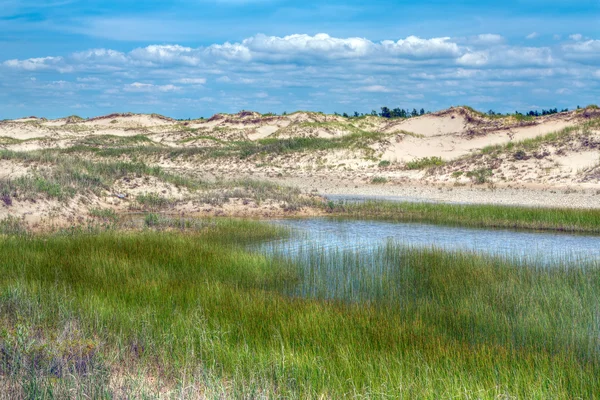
<box><xmin>478</xmin><ymin>118</ymin><xmax>600</xmax><ymax>157</ymax></box>
<box><xmin>0</xmin><ymin>150</ymin><xmax>197</xmax><ymax>202</ymax></box>
<box><xmin>370</xmin><ymin>176</ymin><xmax>388</xmax><ymax>184</ymax></box>
<box><xmin>0</xmin><ymin>149</ymin><xmax>317</xmax><ymax>212</ymax></box>
<box><xmin>405</xmin><ymin>156</ymin><xmax>445</xmax><ymax>170</ymax></box>
<box><xmin>237</xmin><ymin>127</ymin><xmax>392</xmax><ymax>159</ymax></box>
<box><xmin>72</xmin><ymin>134</ymin><xmax>156</xmax><ymax>148</ymax></box>
<box><xmin>0</xmin><ymin>221</ymin><xmax>599</xmax><ymax>397</ymax></box>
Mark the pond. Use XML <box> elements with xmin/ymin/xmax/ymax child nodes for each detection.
<box><xmin>265</xmin><ymin>218</ymin><xmax>600</xmax><ymax>264</ymax></box>
<box><xmin>259</xmin><ymin>218</ymin><xmax>600</xmax><ymax>301</ymax></box>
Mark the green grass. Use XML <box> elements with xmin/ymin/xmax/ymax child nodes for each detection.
<box><xmin>73</xmin><ymin>134</ymin><xmax>155</xmax><ymax>148</ymax></box>
<box><xmin>370</xmin><ymin>176</ymin><xmax>388</xmax><ymax>184</ymax></box>
<box><xmin>0</xmin><ymin>148</ymin><xmax>317</xmax><ymax>211</ymax></box>
<box><xmin>177</xmin><ymin>135</ymin><xmax>226</xmax><ymax>144</ymax></box>
<box><xmin>405</xmin><ymin>156</ymin><xmax>445</xmax><ymax>170</ymax></box>
<box><xmin>328</xmin><ymin>200</ymin><xmax>600</xmax><ymax>233</ymax></box>
<box><xmin>237</xmin><ymin>126</ymin><xmax>392</xmax><ymax>158</ymax></box>
<box><xmin>466</xmin><ymin>168</ymin><xmax>493</xmax><ymax>184</ymax></box>
<box><xmin>0</xmin><ymin>150</ymin><xmax>201</xmax><ymax>201</ymax></box>
<box><xmin>135</xmin><ymin>193</ymin><xmax>173</xmax><ymax>210</ymax></box>
<box><xmin>0</xmin><ymin>221</ymin><xmax>599</xmax><ymax>397</ymax></box>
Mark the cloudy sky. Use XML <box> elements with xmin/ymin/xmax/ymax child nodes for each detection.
<box><xmin>1</xmin><ymin>0</ymin><xmax>599</xmax><ymax>119</ymax></box>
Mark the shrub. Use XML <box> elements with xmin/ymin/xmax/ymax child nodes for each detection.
<box><xmin>144</xmin><ymin>213</ymin><xmax>160</xmax><ymax>227</ymax></box>
<box><xmin>466</xmin><ymin>168</ymin><xmax>493</xmax><ymax>184</ymax></box>
<box><xmin>405</xmin><ymin>156</ymin><xmax>445</xmax><ymax>170</ymax></box>
<box><xmin>136</xmin><ymin>193</ymin><xmax>172</xmax><ymax>209</ymax></box>
<box><xmin>1</xmin><ymin>193</ymin><xmax>12</xmax><ymax>206</ymax></box>
<box><xmin>378</xmin><ymin>160</ymin><xmax>391</xmax><ymax>168</ymax></box>
<box><xmin>371</xmin><ymin>176</ymin><xmax>388</xmax><ymax>184</ymax></box>
<box><xmin>513</xmin><ymin>150</ymin><xmax>529</xmax><ymax>160</ymax></box>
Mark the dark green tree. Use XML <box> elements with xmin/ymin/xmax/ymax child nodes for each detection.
<box><xmin>380</xmin><ymin>107</ymin><xmax>392</xmax><ymax>118</ymax></box>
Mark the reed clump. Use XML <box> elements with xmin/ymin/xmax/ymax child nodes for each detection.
<box><xmin>328</xmin><ymin>200</ymin><xmax>600</xmax><ymax>233</ymax></box>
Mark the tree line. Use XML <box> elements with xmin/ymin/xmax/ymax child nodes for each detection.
<box><xmin>335</xmin><ymin>107</ymin><xmax>429</xmax><ymax>119</ymax></box>
<box><xmin>334</xmin><ymin>105</ymin><xmax>578</xmax><ymax>119</ymax></box>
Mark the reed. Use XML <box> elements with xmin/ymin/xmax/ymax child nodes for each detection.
<box><xmin>328</xmin><ymin>200</ymin><xmax>600</xmax><ymax>233</ymax></box>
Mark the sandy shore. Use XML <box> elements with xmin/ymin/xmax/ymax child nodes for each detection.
<box><xmin>267</xmin><ymin>175</ymin><xmax>600</xmax><ymax>209</ymax></box>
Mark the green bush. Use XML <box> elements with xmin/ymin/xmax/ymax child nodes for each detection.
<box><xmin>466</xmin><ymin>168</ymin><xmax>493</xmax><ymax>184</ymax></box>
<box><xmin>371</xmin><ymin>176</ymin><xmax>388</xmax><ymax>184</ymax></box>
<box><xmin>405</xmin><ymin>156</ymin><xmax>445</xmax><ymax>170</ymax></box>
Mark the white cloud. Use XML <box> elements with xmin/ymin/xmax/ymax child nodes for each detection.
<box><xmin>569</xmin><ymin>34</ymin><xmax>583</xmax><ymax>41</ymax></box>
<box><xmin>173</xmin><ymin>78</ymin><xmax>206</xmax><ymax>84</ymax></box>
<box><xmin>456</xmin><ymin>52</ymin><xmax>488</xmax><ymax>67</ymax></box>
<box><xmin>3</xmin><ymin>56</ymin><xmax>72</xmax><ymax>72</ymax></box>
<box><xmin>129</xmin><ymin>45</ymin><xmax>198</xmax><ymax>65</ymax></box>
<box><xmin>72</xmin><ymin>49</ymin><xmax>127</xmax><ymax>64</ymax></box>
<box><xmin>562</xmin><ymin>40</ymin><xmax>600</xmax><ymax>62</ymax></box>
<box><xmin>359</xmin><ymin>85</ymin><xmax>392</xmax><ymax>93</ymax></box>
<box><xmin>207</xmin><ymin>33</ymin><xmax>463</xmax><ymax>63</ymax></box>
<box><xmin>458</xmin><ymin>46</ymin><xmax>553</xmax><ymax>67</ymax></box>
<box><xmin>0</xmin><ymin>33</ymin><xmax>475</xmax><ymax>73</ymax></box>
<box><xmin>2</xmin><ymin>31</ymin><xmax>596</xmax><ymax>118</ymax></box>
<box><xmin>380</xmin><ymin>36</ymin><xmax>461</xmax><ymax>59</ymax></box>
<box><xmin>526</xmin><ymin>32</ymin><xmax>538</xmax><ymax>40</ymax></box>
<box><xmin>563</xmin><ymin>40</ymin><xmax>600</xmax><ymax>53</ymax></box>
<box><xmin>76</xmin><ymin>77</ymin><xmax>100</xmax><ymax>82</ymax></box>
<box><xmin>242</xmin><ymin>33</ymin><xmax>373</xmax><ymax>60</ymax></box>
<box><xmin>124</xmin><ymin>82</ymin><xmax>180</xmax><ymax>92</ymax></box>
<box><xmin>473</xmin><ymin>34</ymin><xmax>504</xmax><ymax>44</ymax></box>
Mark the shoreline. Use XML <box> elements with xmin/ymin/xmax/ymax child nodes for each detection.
<box><xmin>265</xmin><ymin>176</ymin><xmax>600</xmax><ymax>209</ymax></box>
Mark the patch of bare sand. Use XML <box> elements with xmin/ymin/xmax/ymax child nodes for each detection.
<box><xmin>381</xmin><ymin>118</ymin><xmax>582</xmax><ymax>162</ymax></box>
<box><xmin>0</xmin><ymin>160</ymin><xmax>30</xmax><ymax>179</ymax></box>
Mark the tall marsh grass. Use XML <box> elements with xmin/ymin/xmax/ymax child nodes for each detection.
<box><xmin>1</xmin><ymin>219</ymin><xmax>599</xmax><ymax>397</ymax></box>
<box><xmin>328</xmin><ymin>200</ymin><xmax>600</xmax><ymax>233</ymax></box>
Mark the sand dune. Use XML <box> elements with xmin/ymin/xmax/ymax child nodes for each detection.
<box><xmin>2</xmin><ymin>106</ymin><xmax>600</xmax><ymax>226</ymax></box>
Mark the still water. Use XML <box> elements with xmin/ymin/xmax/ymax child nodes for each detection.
<box><xmin>265</xmin><ymin>218</ymin><xmax>600</xmax><ymax>264</ymax></box>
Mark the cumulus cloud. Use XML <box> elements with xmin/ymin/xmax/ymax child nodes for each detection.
<box><xmin>3</xmin><ymin>56</ymin><xmax>72</xmax><ymax>72</ymax></box>
<box><xmin>562</xmin><ymin>40</ymin><xmax>600</xmax><ymax>62</ymax></box>
<box><xmin>458</xmin><ymin>46</ymin><xmax>553</xmax><ymax>67</ymax></box>
<box><xmin>0</xmin><ymin>33</ymin><xmax>555</xmax><ymax>73</ymax></box>
<box><xmin>1</xmin><ymin>32</ymin><xmax>598</xmax><ymax>117</ymax></box>
<box><xmin>129</xmin><ymin>45</ymin><xmax>198</xmax><ymax>65</ymax></box>
<box><xmin>380</xmin><ymin>36</ymin><xmax>461</xmax><ymax>59</ymax></box>
<box><xmin>563</xmin><ymin>40</ymin><xmax>600</xmax><ymax>53</ymax></box>
<box><xmin>526</xmin><ymin>32</ymin><xmax>538</xmax><ymax>40</ymax></box>
<box><xmin>72</xmin><ymin>49</ymin><xmax>127</xmax><ymax>64</ymax></box>
<box><xmin>241</xmin><ymin>33</ymin><xmax>373</xmax><ymax>60</ymax></box>
<box><xmin>569</xmin><ymin>34</ymin><xmax>583</xmax><ymax>41</ymax></box>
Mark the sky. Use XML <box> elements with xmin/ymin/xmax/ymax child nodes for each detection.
<box><xmin>1</xmin><ymin>0</ymin><xmax>599</xmax><ymax>119</ymax></box>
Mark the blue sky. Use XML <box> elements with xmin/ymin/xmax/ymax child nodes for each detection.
<box><xmin>1</xmin><ymin>0</ymin><xmax>599</xmax><ymax>118</ymax></box>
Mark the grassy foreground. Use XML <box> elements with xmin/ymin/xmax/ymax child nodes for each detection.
<box><xmin>327</xmin><ymin>200</ymin><xmax>600</xmax><ymax>233</ymax></box>
<box><xmin>1</xmin><ymin>219</ymin><xmax>599</xmax><ymax>398</ymax></box>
